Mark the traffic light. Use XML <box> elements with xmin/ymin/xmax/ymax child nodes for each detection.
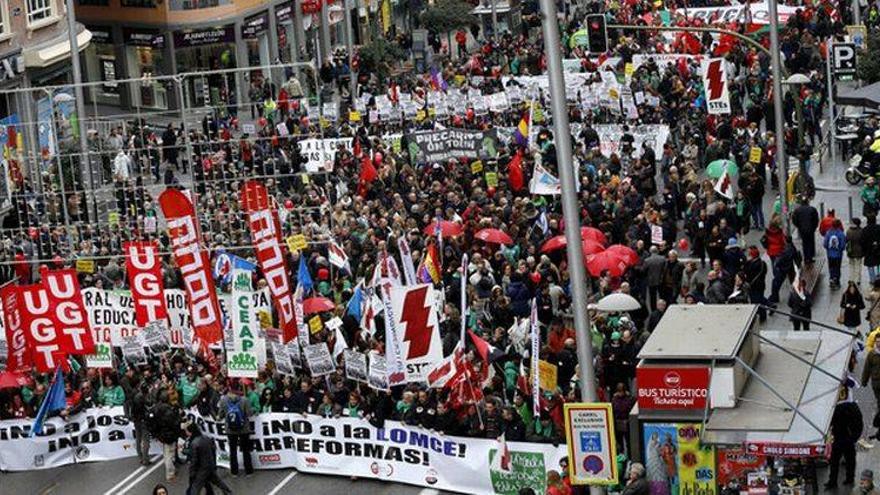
<box><xmin>586</xmin><ymin>14</ymin><xmax>608</xmax><ymax>54</ymax></box>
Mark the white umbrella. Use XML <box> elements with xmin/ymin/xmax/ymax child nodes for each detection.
<box><xmin>595</xmin><ymin>293</ymin><xmax>641</xmax><ymax>312</ymax></box>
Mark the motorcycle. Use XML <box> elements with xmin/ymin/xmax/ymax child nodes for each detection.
<box><xmin>845</xmin><ymin>154</ymin><xmax>880</xmax><ymax>185</ymax></box>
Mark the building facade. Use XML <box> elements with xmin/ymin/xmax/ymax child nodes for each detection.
<box><xmin>75</xmin><ymin>0</ymin><xmax>374</xmax><ymax>112</ymax></box>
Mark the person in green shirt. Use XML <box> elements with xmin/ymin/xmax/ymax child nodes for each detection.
<box><xmin>342</xmin><ymin>392</ymin><xmax>363</xmax><ymax>418</ymax></box>
<box><xmin>177</xmin><ymin>368</ymin><xmax>201</xmax><ymax>408</ymax></box>
<box><xmin>863</xmin><ymin>177</ymin><xmax>880</xmax><ymax>216</ymax></box>
<box><xmin>99</xmin><ymin>374</ymin><xmax>126</xmax><ymax>407</ymax></box>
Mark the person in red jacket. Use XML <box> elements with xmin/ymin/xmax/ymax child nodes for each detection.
<box><xmin>762</xmin><ymin>217</ymin><xmax>786</xmax><ymax>263</ymax></box>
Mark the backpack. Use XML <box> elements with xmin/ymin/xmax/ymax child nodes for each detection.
<box><xmin>226</xmin><ymin>398</ymin><xmax>245</xmax><ymax>430</ymax></box>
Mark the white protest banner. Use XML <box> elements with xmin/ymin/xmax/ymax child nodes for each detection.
<box><xmin>344</xmin><ymin>349</ymin><xmax>367</xmax><ymax>383</ymax></box>
<box><xmin>304</xmin><ymin>343</ymin><xmax>335</xmax><ymax>377</ymax></box>
<box><xmin>702</xmin><ymin>58</ymin><xmax>731</xmax><ymax>115</ymax></box>
<box><xmin>668</xmin><ymin>1</ymin><xmax>799</xmax><ymax>25</ymax></box>
<box><xmin>297</xmin><ymin>138</ymin><xmax>353</xmax><ymax>173</ymax></box>
<box><xmin>563</xmin><ymin>403</ymin><xmax>617</xmax><ymax>486</ymax></box>
<box><xmin>142</xmin><ymin>320</ymin><xmax>170</xmax><ymax>356</ymax></box>
<box><xmin>184</xmin><ymin>409</ymin><xmax>565</xmax><ymax>494</ymax></box>
<box><xmin>389</xmin><ymin>284</ymin><xmax>444</xmax><ymax>383</ymax></box>
<box><xmin>270</xmin><ymin>340</ymin><xmax>294</xmax><ymax>376</ymax></box>
<box><xmin>368</xmin><ymin>352</ymin><xmax>389</xmax><ymax>391</ymax></box>
<box><xmin>592</xmin><ymin>124</ymin><xmax>670</xmax><ymax>159</ymax></box>
<box><xmin>228</xmin><ymin>260</ymin><xmax>260</xmax><ymax>378</ymax></box>
<box><xmin>530</xmin><ymin>164</ymin><xmax>561</xmax><ymax>196</ymax></box>
<box><xmin>82</xmin><ymin>288</ymin><xmax>271</xmax><ymax>350</ymax></box>
<box><xmin>120</xmin><ymin>334</ymin><xmax>147</xmax><ymax>366</ymax></box>
<box><xmin>0</xmin><ymin>406</ymin><xmax>160</xmax><ymax>471</ymax></box>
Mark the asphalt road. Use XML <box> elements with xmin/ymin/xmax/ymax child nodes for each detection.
<box><xmin>2</xmin><ymin>453</ymin><xmax>450</xmax><ymax>494</ymax></box>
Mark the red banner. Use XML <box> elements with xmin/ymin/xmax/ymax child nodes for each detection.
<box><xmin>42</xmin><ymin>269</ymin><xmax>96</xmax><ymax>357</ymax></box>
<box><xmin>636</xmin><ymin>366</ymin><xmax>710</xmax><ymax>410</ymax></box>
<box><xmin>19</xmin><ymin>285</ymin><xmax>63</xmax><ymax>372</ymax></box>
<box><xmin>241</xmin><ymin>180</ymin><xmax>298</xmax><ymax>343</ymax></box>
<box><xmin>0</xmin><ymin>285</ymin><xmax>31</xmax><ymax>372</ymax></box>
<box><xmin>744</xmin><ymin>442</ymin><xmax>829</xmax><ymax>458</ymax></box>
<box><xmin>159</xmin><ymin>189</ymin><xmax>223</xmax><ymax>344</ymax></box>
<box><xmin>124</xmin><ymin>240</ymin><xmax>169</xmax><ymax>327</ymax></box>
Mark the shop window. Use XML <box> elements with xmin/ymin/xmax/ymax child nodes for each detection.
<box><xmin>120</xmin><ymin>0</ymin><xmax>156</xmax><ymax>7</ymax></box>
<box><xmin>78</xmin><ymin>0</ymin><xmax>109</xmax><ymax>5</ymax></box>
<box><xmin>26</xmin><ymin>0</ymin><xmax>53</xmax><ymax>26</ymax></box>
<box><xmin>168</xmin><ymin>0</ymin><xmax>229</xmax><ymax>10</ymax></box>
<box><xmin>0</xmin><ymin>0</ymin><xmax>7</xmax><ymax>35</ymax></box>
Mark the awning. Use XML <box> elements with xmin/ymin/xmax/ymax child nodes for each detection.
<box><xmin>24</xmin><ymin>28</ymin><xmax>92</xmax><ymax>69</ymax></box>
<box><xmin>701</xmin><ymin>329</ymin><xmax>852</xmax><ymax>446</ymax></box>
<box><xmin>836</xmin><ymin>81</ymin><xmax>880</xmax><ymax>109</ymax></box>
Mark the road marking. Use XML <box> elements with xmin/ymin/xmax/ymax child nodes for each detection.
<box><xmin>102</xmin><ymin>455</ymin><xmax>160</xmax><ymax>495</ymax></box>
<box><xmin>266</xmin><ymin>470</ymin><xmax>299</xmax><ymax>495</ymax></box>
<box><xmin>419</xmin><ymin>490</ymin><xmax>440</xmax><ymax>495</ymax></box>
<box><xmin>117</xmin><ymin>456</ymin><xmax>165</xmax><ymax>494</ymax></box>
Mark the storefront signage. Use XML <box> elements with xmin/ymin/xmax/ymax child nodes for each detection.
<box><xmin>242</xmin><ymin>12</ymin><xmax>269</xmax><ymax>39</ymax></box>
<box><xmin>562</xmin><ymin>403</ymin><xmax>617</xmax><ymax>486</ymax></box>
<box><xmin>301</xmin><ymin>0</ymin><xmax>322</xmax><ymax>14</ymax></box>
<box><xmin>123</xmin><ymin>28</ymin><xmax>165</xmax><ymax>49</ymax></box>
<box><xmin>744</xmin><ymin>442</ymin><xmax>829</xmax><ymax>458</ymax></box>
<box><xmin>87</xmin><ymin>27</ymin><xmax>113</xmax><ymax>44</ymax></box>
<box><xmin>174</xmin><ymin>25</ymin><xmax>235</xmax><ymax>48</ymax></box>
<box><xmin>636</xmin><ymin>366</ymin><xmax>709</xmax><ymax>410</ymax></box>
<box><xmin>276</xmin><ymin>1</ymin><xmax>294</xmax><ymax>23</ymax></box>
<box><xmin>643</xmin><ymin>423</ymin><xmax>716</xmax><ymax>495</ymax></box>
<box><xmin>0</xmin><ymin>52</ymin><xmax>24</xmax><ymax>83</ymax></box>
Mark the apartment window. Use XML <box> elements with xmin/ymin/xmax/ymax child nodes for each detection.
<box><xmin>0</xmin><ymin>0</ymin><xmax>7</xmax><ymax>35</ymax></box>
<box><xmin>27</xmin><ymin>0</ymin><xmax>53</xmax><ymax>25</ymax></box>
<box><xmin>78</xmin><ymin>0</ymin><xmax>110</xmax><ymax>5</ymax></box>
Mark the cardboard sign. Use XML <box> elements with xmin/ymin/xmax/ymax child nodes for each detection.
<box><xmin>635</xmin><ymin>366</ymin><xmax>710</xmax><ymax>410</ymax></box>
<box><xmin>304</xmin><ymin>343</ymin><xmax>335</xmax><ymax>376</ymax></box>
<box><xmin>286</xmin><ymin>234</ymin><xmax>308</xmax><ymax>253</ymax></box>
<box><xmin>749</xmin><ymin>147</ymin><xmax>762</xmax><ymax>164</ymax></box>
<box><xmin>76</xmin><ymin>259</ymin><xmax>96</xmax><ymax>274</ymax></box>
<box><xmin>344</xmin><ymin>349</ymin><xmax>368</xmax><ymax>382</ymax></box>
<box><xmin>485</xmin><ymin>172</ymin><xmax>498</xmax><ymax>188</ymax></box>
<box><xmin>538</xmin><ymin>360</ymin><xmax>558</xmax><ymax>391</ymax></box>
<box><xmin>471</xmin><ymin>160</ymin><xmax>483</xmax><ymax>174</ymax></box>
<box><xmin>309</xmin><ymin>315</ymin><xmax>323</xmax><ymax>334</ymax></box>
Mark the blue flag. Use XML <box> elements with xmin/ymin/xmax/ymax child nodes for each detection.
<box><xmin>298</xmin><ymin>256</ymin><xmax>313</xmax><ymax>294</ymax></box>
<box><xmin>31</xmin><ymin>367</ymin><xmax>66</xmax><ymax>437</ymax></box>
<box><xmin>346</xmin><ymin>284</ymin><xmax>364</xmax><ymax>322</ymax></box>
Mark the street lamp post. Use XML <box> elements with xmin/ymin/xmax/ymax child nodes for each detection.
<box><xmin>785</xmin><ymin>73</ymin><xmax>810</xmax><ymax>154</ymax></box>
<box><xmin>538</xmin><ymin>5</ymin><xmax>602</xmax><ymax>492</ymax></box>
<box><xmin>767</xmin><ymin>0</ymin><xmax>791</xmax><ymax>234</ymax></box>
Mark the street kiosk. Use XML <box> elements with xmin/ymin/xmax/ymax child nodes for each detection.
<box><xmin>628</xmin><ymin>304</ymin><xmax>853</xmax><ymax>495</ymax></box>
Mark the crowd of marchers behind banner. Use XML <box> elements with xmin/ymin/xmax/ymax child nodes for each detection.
<box><xmin>2</xmin><ymin>0</ymin><xmax>880</xmax><ymax>493</ymax></box>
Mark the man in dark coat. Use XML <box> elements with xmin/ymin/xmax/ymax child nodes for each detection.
<box><xmin>744</xmin><ymin>246</ymin><xmax>768</xmax><ymax>320</ymax></box>
<box><xmin>185</xmin><ymin>423</ymin><xmax>232</xmax><ymax>495</ymax></box>
<box><xmin>791</xmin><ymin>196</ymin><xmax>819</xmax><ymax>263</ymax></box>
<box><xmin>825</xmin><ymin>401</ymin><xmax>864</xmax><ymax>489</ymax></box>
<box><xmin>863</xmin><ymin>216</ymin><xmax>880</xmax><ymax>283</ymax></box>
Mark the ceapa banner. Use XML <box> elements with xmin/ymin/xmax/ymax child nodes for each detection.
<box><xmin>0</xmin><ymin>406</ymin><xmax>160</xmax><ymax>471</ymax></box>
<box><xmin>404</xmin><ymin>129</ymin><xmax>499</xmax><ymax>164</ymax></box>
<box><xmin>185</xmin><ymin>409</ymin><xmax>565</xmax><ymax>494</ymax></box>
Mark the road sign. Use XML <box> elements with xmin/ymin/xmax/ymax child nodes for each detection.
<box><xmin>563</xmin><ymin>403</ymin><xmax>618</xmax><ymax>486</ymax></box>
<box><xmin>832</xmin><ymin>43</ymin><xmax>857</xmax><ymax>77</ymax></box>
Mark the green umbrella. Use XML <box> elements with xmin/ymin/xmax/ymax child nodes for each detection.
<box><xmin>569</xmin><ymin>29</ymin><xmax>588</xmax><ymax>49</ymax></box>
<box><xmin>706</xmin><ymin>159</ymin><xmax>738</xmax><ymax>179</ymax></box>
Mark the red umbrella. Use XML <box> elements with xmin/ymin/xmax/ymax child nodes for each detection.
<box><xmin>585</xmin><ymin>251</ymin><xmax>629</xmax><ymax>277</ymax></box>
<box><xmin>0</xmin><ymin>371</ymin><xmax>29</xmax><ymax>390</ymax></box>
<box><xmin>423</xmin><ymin>220</ymin><xmax>463</xmax><ymax>238</ymax></box>
<box><xmin>605</xmin><ymin>244</ymin><xmax>640</xmax><ymax>266</ymax></box>
<box><xmin>474</xmin><ymin>228</ymin><xmax>513</xmax><ymax>245</ymax></box>
<box><xmin>581</xmin><ymin>226</ymin><xmax>608</xmax><ymax>245</ymax></box>
<box><xmin>303</xmin><ymin>297</ymin><xmax>335</xmax><ymax>315</ymax></box>
<box><xmin>581</xmin><ymin>239</ymin><xmax>606</xmax><ymax>256</ymax></box>
<box><xmin>540</xmin><ymin>235</ymin><xmax>567</xmax><ymax>253</ymax></box>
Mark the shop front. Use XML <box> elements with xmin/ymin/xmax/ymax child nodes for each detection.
<box><xmin>83</xmin><ymin>26</ymin><xmax>120</xmax><ymax>106</ymax></box>
<box><xmin>629</xmin><ymin>305</ymin><xmax>852</xmax><ymax>495</ymax></box>
<box><xmin>173</xmin><ymin>25</ymin><xmax>236</xmax><ymax>109</ymax></box>
<box><xmin>122</xmin><ymin>28</ymin><xmax>169</xmax><ymax>110</ymax></box>
<box><xmin>242</xmin><ymin>11</ymin><xmax>270</xmax><ymax>71</ymax></box>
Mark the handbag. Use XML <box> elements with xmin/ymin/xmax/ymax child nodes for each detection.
<box><xmin>837</xmin><ymin>312</ymin><xmax>845</xmax><ymax>325</ymax></box>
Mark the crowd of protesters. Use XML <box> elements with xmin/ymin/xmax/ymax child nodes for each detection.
<box><xmin>0</xmin><ymin>0</ymin><xmax>879</xmax><ymax>493</ymax></box>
